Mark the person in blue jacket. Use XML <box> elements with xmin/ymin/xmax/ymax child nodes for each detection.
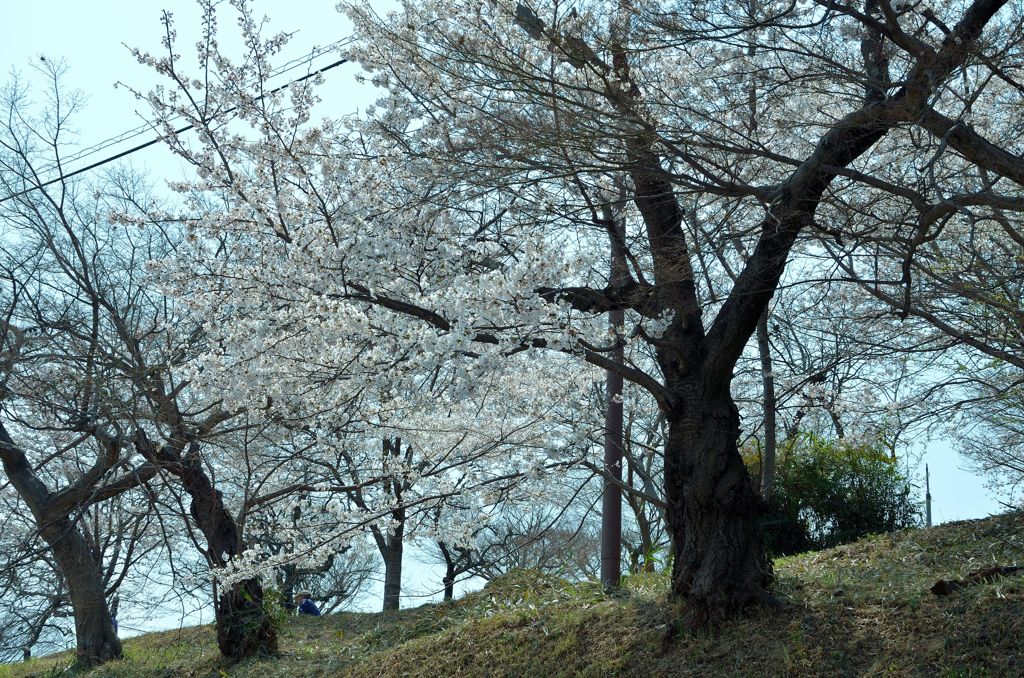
<box><xmin>295</xmin><ymin>590</ymin><xmax>321</xmax><ymax>616</ymax></box>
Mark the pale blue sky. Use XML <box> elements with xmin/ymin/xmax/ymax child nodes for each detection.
<box><xmin>0</xmin><ymin>1</ymin><xmax>377</xmax><ymax>182</ymax></box>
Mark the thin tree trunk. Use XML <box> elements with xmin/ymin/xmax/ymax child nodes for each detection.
<box><xmin>601</xmin><ymin>204</ymin><xmax>628</xmax><ymax>589</ymax></box>
<box><xmin>745</xmin><ymin>0</ymin><xmax>777</xmax><ymax>504</ymax></box>
<box><xmin>601</xmin><ymin>348</ymin><xmax>624</xmax><ymax>588</ymax></box>
<box><xmin>636</xmin><ymin>505</ymin><xmax>656</xmax><ymax>573</ymax></box>
<box><xmin>370</xmin><ymin>513</ymin><xmax>405</xmax><ymax>611</ymax></box>
<box><xmin>623</xmin><ymin>466</ymin><xmax>656</xmax><ymax>574</ymax></box>
<box><xmin>756</xmin><ymin>308</ymin><xmax>777</xmax><ymax>501</ymax></box>
<box><xmin>21</xmin><ymin>595</ymin><xmax>63</xmax><ymax>662</ymax></box>
<box><xmin>280</xmin><ymin>563</ymin><xmax>297</xmax><ymax>608</ymax></box>
<box><xmin>438</xmin><ymin>542</ymin><xmax>456</xmax><ymax>601</ymax></box>
<box><xmin>375</xmin><ymin>437</ymin><xmax>407</xmax><ymax>612</ymax></box>
<box><xmin>381</xmin><ymin>520</ymin><xmax>404</xmax><ymax>611</ymax></box>
<box><xmin>443</xmin><ymin>566</ymin><xmax>455</xmax><ymax>602</ymax></box>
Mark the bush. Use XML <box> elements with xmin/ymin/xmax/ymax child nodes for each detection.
<box><xmin>745</xmin><ymin>434</ymin><xmax>920</xmax><ymax>557</ymax></box>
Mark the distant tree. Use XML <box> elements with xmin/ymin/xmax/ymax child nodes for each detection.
<box><xmin>745</xmin><ymin>434</ymin><xmax>920</xmax><ymax>556</ymax></box>
<box><xmin>951</xmin><ymin>359</ymin><xmax>1024</xmax><ymax>507</ymax></box>
<box><xmin>274</xmin><ymin>548</ymin><xmax>377</xmax><ymax>615</ymax></box>
<box><xmin>462</xmin><ymin>506</ymin><xmax>603</xmax><ymax>583</ymax></box>
<box><xmin>620</xmin><ymin>406</ymin><xmax>669</xmax><ymax>574</ymax></box>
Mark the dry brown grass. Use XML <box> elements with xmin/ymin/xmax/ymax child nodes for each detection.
<box><xmin>3</xmin><ymin>511</ymin><xmax>1022</xmax><ymax>678</ymax></box>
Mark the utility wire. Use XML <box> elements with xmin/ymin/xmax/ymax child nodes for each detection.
<box><xmin>44</xmin><ymin>37</ymin><xmax>355</xmax><ymax>174</ymax></box>
<box><xmin>1</xmin><ymin>50</ymin><xmax>351</xmax><ymax>206</ymax></box>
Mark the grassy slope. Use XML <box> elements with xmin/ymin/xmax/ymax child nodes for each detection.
<box><xmin>3</xmin><ymin>511</ymin><xmax>1022</xmax><ymax>678</ymax></box>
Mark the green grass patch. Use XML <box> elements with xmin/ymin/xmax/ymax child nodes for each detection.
<box><xmin>3</xmin><ymin>511</ymin><xmax>1022</xmax><ymax>677</ymax></box>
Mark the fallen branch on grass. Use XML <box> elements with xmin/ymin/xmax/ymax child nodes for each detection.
<box><xmin>929</xmin><ymin>565</ymin><xmax>1023</xmax><ymax>595</ymax></box>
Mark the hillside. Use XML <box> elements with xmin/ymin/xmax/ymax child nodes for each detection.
<box><xmin>3</xmin><ymin>511</ymin><xmax>1022</xmax><ymax>678</ymax></box>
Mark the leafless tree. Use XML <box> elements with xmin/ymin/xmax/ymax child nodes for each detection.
<box><xmin>0</xmin><ymin>63</ymin><xmax>293</xmax><ymax>661</ymax></box>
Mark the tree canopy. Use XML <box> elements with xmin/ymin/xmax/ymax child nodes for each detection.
<box><xmin>3</xmin><ymin>0</ymin><xmax>1024</xmax><ymax>664</ymax></box>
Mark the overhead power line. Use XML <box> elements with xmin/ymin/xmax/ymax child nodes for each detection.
<box><xmin>44</xmin><ymin>38</ymin><xmax>354</xmax><ymax>174</ymax></box>
<box><xmin>1</xmin><ymin>47</ymin><xmax>352</xmax><ymax>206</ymax></box>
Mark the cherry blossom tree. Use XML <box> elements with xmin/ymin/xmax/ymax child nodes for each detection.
<box><xmin>232</xmin><ymin>353</ymin><xmax>596</xmax><ymax>612</ymax></box>
<box><xmin>343</xmin><ymin>0</ymin><xmax>1015</xmax><ymax>623</ymax></box>
<box><xmin>133</xmin><ymin>0</ymin><xmax>1017</xmax><ymax>626</ymax></box>
<box><xmin>0</xmin><ymin>61</ymin><xmax>304</xmax><ymax>661</ymax></box>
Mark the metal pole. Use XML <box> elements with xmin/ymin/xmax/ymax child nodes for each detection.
<box><xmin>600</xmin><ymin>206</ymin><xmax>627</xmax><ymax>589</ymax></box>
<box><xmin>600</xmin><ymin>310</ymin><xmax>624</xmax><ymax>589</ymax></box>
<box><xmin>925</xmin><ymin>464</ymin><xmax>932</xmax><ymax>527</ymax></box>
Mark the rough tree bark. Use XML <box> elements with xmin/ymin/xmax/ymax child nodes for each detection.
<box><xmin>605</xmin><ymin>0</ymin><xmax>1007</xmax><ymax>625</ymax></box>
<box><xmin>180</xmin><ymin>449</ymin><xmax>276</xmax><ymax>659</ymax></box>
<box><xmin>379</xmin><ymin>524</ymin><xmax>404</xmax><ymax>611</ymax></box>
<box><xmin>0</xmin><ymin>423</ymin><xmax>122</xmax><ymax>666</ymax></box>
<box><xmin>135</xmin><ymin>432</ymin><xmax>277</xmax><ymax>660</ymax></box>
<box><xmin>663</xmin><ymin>391</ymin><xmax>770</xmax><ymax>621</ymax></box>
<box><xmin>39</xmin><ymin>515</ymin><xmax>123</xmax><ymax>664</ymax></box>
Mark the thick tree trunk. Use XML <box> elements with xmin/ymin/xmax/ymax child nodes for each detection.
<box><xmin>40</xmin><ymin>516</ymin><xmax>123</xmax><ymax>665</ymax></box>
<box><xmin>215</xmin><ymin>579</ymin><xmax>276</xmax><ymax>660</ymax></box>
<box><xmin>162</xmin><ymin>441</ymin><xmax>277</xmax><ymax>660</ymax></box>
<box><xmin>0</xmin><ymin>424</ymin><xmax>122</xmax><ymax>666</ymax></box>
<box><xmin>663</xmin><ymin>389</ymin><xmax>772</xmax><ymax>626</ymax></box>
<box><xmin>381</xmin><ymin>527</ymin><xmax>404</xmax><ymax>611</ymax></box>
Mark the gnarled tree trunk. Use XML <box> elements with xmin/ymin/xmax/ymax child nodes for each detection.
<box><xmin>662</xmin><ymin>388</ymin><xmax>771</xmax><ymax>625</ymax></box>
<box><xmin>137</xmin><ymin>434</ymin><xmax>277</xmax><ymax>660</ymax></box>
<box><xmin>41</xmin><ymin>516</ymin><xmax>123</xmax><ymax>664</ymax></box>
<box><xmin>0</xmin><ymin>423</ymin><xmax>122</xmax><ymax>666</ymax></box>
<box><xmin>214</xmin><ymin>579</ymin><xmax>276</xmax><ymax>659</ymax></box>
<box><xmin>181</xmin><ymin>447</ymin><xmax>277</xmax><ymax>659</ymax></box>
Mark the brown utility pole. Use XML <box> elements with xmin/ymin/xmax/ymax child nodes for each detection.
<box><xmin>600</xmin><ymin>205</ymin><xmax>627</xmax><ymax>589</ymax></box>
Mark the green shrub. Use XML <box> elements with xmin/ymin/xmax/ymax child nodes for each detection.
<box><xmin>746</xmin><ymin>434</ymin><xmax>921</xmax><ymax>557</ymax></box>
